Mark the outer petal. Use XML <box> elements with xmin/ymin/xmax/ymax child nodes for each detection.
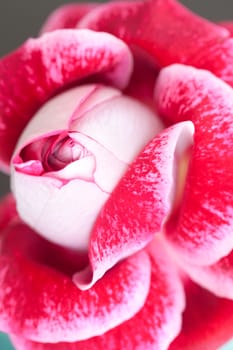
<box><xmin>40</xmin><ymin>3</ymin><xmax>98</xmax><ymax>34</ymax></box>
<box><xmin>78</xmin><ymin>0</ymin><xmax>233</xmax><ymax>88</ymax></box>
<box><xmin>78</xmin><ymin>0</ymin><xmax>228</xmax><ymax>66</ymax></box>
<box><xmin>0</xmin><ymin>194</ymin><xmax>17</xmax><ymax>232</ymax></box>
<box><xmin>192</xmin><ymin>38</ymin><xmax>233</xmax><ymax>87</ymax></box>
<box><xmin>155</xmin><ymin>64</ymin><xmax>233</xmax><ymax>265</ymax></box>
<box><xmin>73</xmin><ymin>121</ymin><xmax>194</xmax><ymax>289</ymax></box>
<box><xmin>169</xmin><ymin>280</ymin><xmax>233</xmax><ymax>350</ymax></box>
<box><xmin>219</xmin><ymin>21</ymin><xmax>233</xmax><ymax>36</ymax></box>
<box><xmin>10</xmin><ymin>237</ymin><xmax>185</xmax><ymax>350</ymax></box>
<box><xmin>0</xmin><ymin>219</ymin><xmax>151</xmax><ymax>342</ymax></box>
<box><xmin>0</xmin><ymin>29</ymin><xmax>133</xmax><ymax>170</ymax></box>
<box><xmin>179</xmin><ymin>249</ymin><xmax>233</xmax><ymax>300</ymax></box>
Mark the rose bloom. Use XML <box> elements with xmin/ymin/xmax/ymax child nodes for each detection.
<box><xmin>1</xmin><ymin>0</ymin><xmax>233</xmax><ymax>349</ymax></box>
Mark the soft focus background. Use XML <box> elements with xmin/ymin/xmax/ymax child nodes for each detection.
<box><xmin>0</xmin><ymin>0</ymin><xmax>233</xmax><ymax>349</ymax></box>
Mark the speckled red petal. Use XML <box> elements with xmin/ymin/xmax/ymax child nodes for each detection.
<box><xmin>73</xmin><ymin>121</ymin><xmax>194</xmax><ymax>289</ymax></box>
<box><xmin>40</xmin><ymin>3</ymin><xmax>98</xmax><ymax>34</ymax></box>
<box><xmin>169</xmin><ymin>280</ymin><xmax>233</xmax><ymax>350</ymax></box>
<box><xmin>0</xmin><ymin>29</ymin><xmax>133</xmax><ymax>170</ymax></box>
<box><xmin>78</xmin><ymin>0</ymin><xmax>228</xmax><ymax>66</ymax></box>
<box><xmin>10</xmin><ymin>238</ymin><xmax>185</xmax><ymax>350</ymax></box>
<box><xmin>155</xmin><ymin>64</ymin><xmax>233</xmax><ymax>265</ymax></box>
<box><xmin>0</xmin><ymin>219</ymin><xmax>151</xmax><ymax>343</ymax></box>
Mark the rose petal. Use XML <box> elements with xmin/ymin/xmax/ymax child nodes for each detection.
<box><xmin>11</xmin><ymin>169</ymin><xmax>109</xmax><ymax>250</ymax></box>
<box><xmin>40</xmin><ymin>3</ymin><xmax>98</xmax><ymax>34</ymax></box>
<box><xmin>155</xmin><ymin>64</ymin><xmax>233</xmax><ymax>265</ymax></box>
<box><xmin>125</xmin><ymin>49</ymin><xmax>160</xmax><ymax>109</ymax></box>
<box><xmin>0</xmin><ymin>194</ymin><xmax>17</xmax><ymax>233</ymax></box>
<box><xmin>12</xmin><ymin>85</ymin><xmax>115</xmax><ymax>156</ymax></box>
<box><xmin>71</xmin><ymin>94</ymin><xmax>163</xmax><ymax>164</ymax></box>
<box><xmin>0</xmin><ymin>29</ymin><xmax>133</xmax><ymax>169</ymax></box>
<box><xmin>78</xmin><ymin>0</ymin><xmax>228</xmax><ymax>66</ymax></box>
<box><xmin>191</xmin><ymin>37</ymin><xmax>233</xmax><ymax>87</ymax></box>
<box><xmin>73</xmin><ymin>121</ymin><xmax>194</xmax><ymax>289</ymax></box>
<box><xmin>169</xmin><ymin>280</ymin><xmax>233</xmax><ymax>350</ymax></box>
<box><xmin>0</xmin><ymin>219</ymin><xmax>151</xmax><ymax>343</ymax></box>
<box><xmin>10</xmin><ymin>237</ymin><xmax>185</xmax><ymax>350</ymax></box>
<box><xmin>178</xmin><ymin>249</ymin><xmax>233</xmax><ymax>300</ymax></box>
<box><xmin>219</xmin><ymin>21</ymin><xmax>233</xmax><ymax>36</ymax></box>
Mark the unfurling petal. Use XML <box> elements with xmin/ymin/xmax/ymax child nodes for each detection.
<box><xmin>73</xmin><ymin>121</ymin><xmax>194</xmax><ymax>289</ymax></box>
<box><xmin>155</xmin><ymin>64</ymin><xmax>233</xmax><ymax>265</ymax></box>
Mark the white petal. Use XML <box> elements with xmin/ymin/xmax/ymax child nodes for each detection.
<box><xmin>72</xmin><ymin>95</ymin><xmax>163</xmax><ymax>163</ymax></box>
<box><xmin>70</xmin><ymin>133</ymin><xmax>127</xmax><ymax>193</ymax></box>
<box><xmin>12</xmin><ymin>169</ymin><xmax>109</xmax><ymax>250</ymax></box>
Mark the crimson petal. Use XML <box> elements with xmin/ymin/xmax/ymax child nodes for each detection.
<box><xmin>0</xmin><ymin>29</ymin><xmax>133</xmax><ymax>170</ymax></box>
<box><xmin>73</xmin><ymin>121</ymin><xmax>194</xmax><ymax>289</ymax></box>
<box><xmin>155</xmin><ymin>64</ymin><xmax>233</xmax><ymax>265</ymax></box>
<box><xmin>169</xmin><ymin>280</ymin><xmax>233</xmax><ymax>350</ymax></box>
<box><xmin>0</xmin><ymin>194</ymin><xmax>17</xmax><ymax>232</ymax></box>
<box><xmin>78</xmin><ymin>0</ymin><xmax>228</xmax><ymax>66</ymax></box>
<box><xmin>10</xmin><ymin>237</ymin><xmax>185</xmax><ymax>350</ymax></box>
<box><xmin>40</xmin><ymin>3</ymin><xmax>98</xmax><ymax>34</ymax></box>
<box><xmin>0</xmin><ymin>220</ymin><xmax>151</xmax><ymax>343</ymax></box>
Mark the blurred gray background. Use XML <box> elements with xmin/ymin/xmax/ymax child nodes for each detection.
<box><xmin>0</xmin><ymin>0</ymin><xmax>233</xmax><ymax>196</ymax></box>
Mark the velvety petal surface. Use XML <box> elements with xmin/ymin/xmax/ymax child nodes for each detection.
<box><xmin>10</xmin><ymin>237</ymin><xmax>185</xmax><ymax>350</ymax></box>
<box><xmin>40</xmin><ymin>3</ymin><xmax>98</xmax><ymax>33</ymax></box>
<box><xmin>169</xmin><ymin>280</ymin><xmax>233</xmax><ymax>350</ymax></box>
<box><xmin>0</xmin><ymin>215</ymin><xmax>151</xmax><ymax>343</ymax></box>
<box><xmin>73</xmin><ymin>121</ymin><xmax>194</xmax><ymax>289</ymax></box>
<box><xmin>155</xmin><ymin>64</ymin><xmax>233</xmax><ymax>265</ymax></box>
<box><xmin>78</xmin><ymin>0</ymin><xmax>228</xmax><ymax>66</ymax></box>
<box><xmin>0</xmin><ymin>29</ymin><xmax>133</xmax><ymax>170</ymax></box>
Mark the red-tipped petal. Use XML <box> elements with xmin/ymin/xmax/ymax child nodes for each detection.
<box><xmin>0</xmin><ymin>220</ymin><xmax>151</xmax><ymax>343</ymax></box>
<box><xmin>0</xmin><ymin>29</ymin><xmax>133</xmax><ymax>170</ymax></box>
<box><xmin>40</xmin><ymin>3</ymin><xmax>98</xmax><ymax>34</ymax></box>
<box><xmin>155</xmin><ymin>64</ymin><xmax>233</xmax><ymax>265</ymax></box>
<box><xmin>73</xmin><ymin>121</ymin><xmax>194</xmax><ymax>289</ymax></box>
<box><xmin>10</xmin><ymin>237</ymin><xmax>185</xmax><ymax>350</ymax></box>
<box><xmin>169</xmin><ymin>280</ymin><xmax>233</xmax><ymax>350</ymax></box>
<box><xmin>78</xmin><ymin>0</ymin><xmax>228</xmax><ymax>66</ymax></box>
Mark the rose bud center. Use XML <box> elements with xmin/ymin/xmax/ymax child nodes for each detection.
<box><xmin>11</xmin><ymin>84</ymin><xmax>163</xmax><ymax>251</ymax></box>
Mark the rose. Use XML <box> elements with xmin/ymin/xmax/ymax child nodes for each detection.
<box><xmin>1</xmin><ymin>1</ymin><xmax>233</xmax><ymax>350</ymax></box>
